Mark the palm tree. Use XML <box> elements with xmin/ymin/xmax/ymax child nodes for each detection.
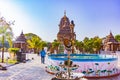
<box><xmin>46</xmin><ymin>42</ymin><xmax>52</xmax><ymax>51</ymax></box>
<box><xmin>40</xmin><ymin>41</ymin><xmax>47</xmax><ymax>49</ymax></box>
<box><xmin>75</xmin><ymin>40</ymin><xmax>84</xmax><ymax>53</ymax></box>
<box><xmin>27</xmin><ymin>35</ymin><xmax>47</xmax><ymax>53</ymax></box>
<box><xmin>27</xmin><ymin>36</ymin><xmax>41</xmax><ymax>53</ymax></box>
<box><xmin>52</xmin><ymin>39</ymin><xmax>60</xmax><ymax>53</ymax></box>
<box><xmin>115</xmin><ymin>34</ymin><xmax>120</xmax><ymax>42</ymax></box>
<box><xmin>0</xmin><ymin>17</ymin><xmax>13</xmax><ymax>63</ymax></box>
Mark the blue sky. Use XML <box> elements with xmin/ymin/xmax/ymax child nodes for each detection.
<box><xmin>0</xmin><ymin>0</ymin><xmax>120</xmax><ymax>42</ymax></box>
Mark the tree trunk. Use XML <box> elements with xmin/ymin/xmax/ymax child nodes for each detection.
<box><xmin>2</xmin><ymin>35</ymin><xmax>4</xmax><ymax>63</ymax></box>
<box><xmin>2</xmin><ymin>47</ymin><xmax>4</xmax><ymax>63</ymax></box>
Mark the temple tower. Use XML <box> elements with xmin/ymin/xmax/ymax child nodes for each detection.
<box><xmin>57</xmin><ymin>11</ymin><xmax>76</xmax><ymax>53</ymax></box>
<box><xmin>57</xmin><ymin>11</ymin><xmax>76</xmax><ymax>43</ymax></box>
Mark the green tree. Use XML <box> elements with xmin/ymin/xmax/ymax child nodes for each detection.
<box><xmin>46</xmin><ymin>42</ymin><xmax>52</xmax><ymax>51</ymax></box>
<box><xmin>83</xmin><ymin>37</ymin><xmax>93</xmax><ymax>53</ymax></box>
<box><xmin>86</xmin><ymin>38</ymin><xmax>94</xmax><ymax>53</ymax></box>
<box><xmin>40</xmin><ymin>41</ymin><xmax>47</xmax><ymax>49</ymax></box>
<box><xmin>25</xmin><ymin>33</ymin><xmax>41</xmax><ymax>40</ymax></box>
<box><xmin>7</xmin><ymin>35</ymin><xmax>13</xmax><ymax>48</ymax></box>
<box><xmin>92</xmin><ymin>36</ymin><xmax>102</xmax><ymax>53</ymax></box>
<box><xmin>83</xmin><ymin>36</ymin><xmax>102</xmax><ymax>53</ymax></box>
<box><xmin>75</xmin><ymin>40</ymin><xmax>84</xmax><ymax>53</ymax></box>
<box><xmin>52</xmin><ymin>39</ymin><xmax>60</xmax><ymax>53</ymax></box>
<box><xmin>0</xmin><ymin>17</ymin><xmax>13</xmax><ymax>62</ymax></box>
<box><xmin>27</xmin><ymin>36</ymin><xmax>42</xmax><ymax>53</ymax></box>
<box><xmin>25</xmin><ymin>33</ymin><xmax>41</xmax><ymax>53</ymax></box>
<box><xmin>115</xmin><ymin>34</ymin><xmax>120</xmax><ymax>42</ymax></box>
<box><xmin>25</xmin><ymin>33</ymin><xmax>47</xmax><ymax>53</ymax></box>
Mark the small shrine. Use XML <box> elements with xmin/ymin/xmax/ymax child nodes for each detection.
<box><xmin>103</xmin><ymin>32</ymin><xmax>120</xmax><ymax>52</ymax></box>
<box><xmin>13</xmin><ymin>31</ymin><xmax>27</xmax><ymax>53</ymax></box>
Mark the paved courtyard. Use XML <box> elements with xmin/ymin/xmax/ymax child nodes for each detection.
<box><xmin>0</xmin><ymin>53</ymin><xmax>120</xmax><ymax>80</ymax></box>
<box><xmin>0</xmin><ymin>54</ymin><xmax>54</xmax><ymax>80</ymax></box>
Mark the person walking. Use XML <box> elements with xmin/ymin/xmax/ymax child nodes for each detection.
<box><xmin>40</xmin><ymin>48</ymin><xmax>46</xmax><ymax>64</ymax></box>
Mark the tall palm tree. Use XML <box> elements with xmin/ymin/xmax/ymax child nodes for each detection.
<box><xmin>27</xmin><ymin>35</ymin><xmax>47</xmax><ymax>53</ymax></box>
<box><xmin>0</xmin><ymin>17</ymin><xmax>13</xmax><ymax>63</ymax></box>
<box><xmin>27</xmin><ymin>36</ymin><xmax>41</xmax><ymax>53</ymax></box>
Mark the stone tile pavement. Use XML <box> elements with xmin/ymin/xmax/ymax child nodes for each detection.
<box><xmin>0</xmin><ymin>54</ymin><xmax>54</xmax><ymax>80</ymax></box>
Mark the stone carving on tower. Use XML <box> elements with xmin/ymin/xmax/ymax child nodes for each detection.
<box><xmin>57</xmin><ymin>11</ymin><xmax>76</xmax><ymax>44</ymax></box>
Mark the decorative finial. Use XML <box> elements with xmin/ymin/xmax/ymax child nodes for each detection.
<box><xmin>64</xmin><ymin>10</ymin><xmax>66</xmax><ymax>16</ymax></box>
<box><xmin>110</xmin><ymin>30</ymin><xmax>112</xmax><ymax>34</ymax></box>
<box><xmin>110</xmin><ymin>30</ymin><xmax>112</xmax><ymax>33</ymax></box>
<box><xmin>21</xmin><ymin>30</ymin><xmax>23</xmax><ymax>35</ymax></box>
<box><xmin>110</xmin><ymin>30</ymin><xmax>113</xmax><ymax>36</ymax></box>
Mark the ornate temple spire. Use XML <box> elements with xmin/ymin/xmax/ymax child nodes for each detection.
<box><xmin>21</xmin><ymin>30</ymin><xmax>23</xmax><ymax>35</ymax></box>
<box><xmin>64</xmin><ymin>10</ymin><xmax>66</xmax><ymax>16</ymax></box>
<box><xmin>109</xmin><ymin>30</ymin><xmax>113</xmax><ymax>37</ymax></box>
<box><xmin>63</xmin><ymin>10</ymin><xmax>67</xmax><ymax>23</ymax></box>
<box><xmin>64</xmin><ymin>10</ymin><xmax>67</xmax><ymax>19</ymax></box>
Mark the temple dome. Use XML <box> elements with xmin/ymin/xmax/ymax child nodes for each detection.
<box><xmin>59</xmin><ymin>12</ymin><xmax>70</xmax><ymax>28</ymax></box>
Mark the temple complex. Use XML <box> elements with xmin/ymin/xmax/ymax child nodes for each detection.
<box><xmin>103</xmin><ymin>32</ymin><xmax>120</xmax><ymax>52</ymax></box>
<box><xmin>13</xmin><ymin>31</ymin><xmax>27</xmax><ymax>53</ymax></box>
<box><xmin>57</xmin><ymin>11</ymin><xmax>76</xmax><ymax>43</ymax></box>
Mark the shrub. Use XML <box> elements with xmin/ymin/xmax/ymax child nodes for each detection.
<box><xmin>8</xmin><ymin>48</ymin><xmax>20</xmax><ymax>54</ymax></box>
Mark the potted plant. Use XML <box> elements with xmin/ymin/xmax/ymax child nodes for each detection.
<box><xmin>8</xmin><ymin>48</ymin><xmax>19</xmax><ymax>60</ymax></box>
